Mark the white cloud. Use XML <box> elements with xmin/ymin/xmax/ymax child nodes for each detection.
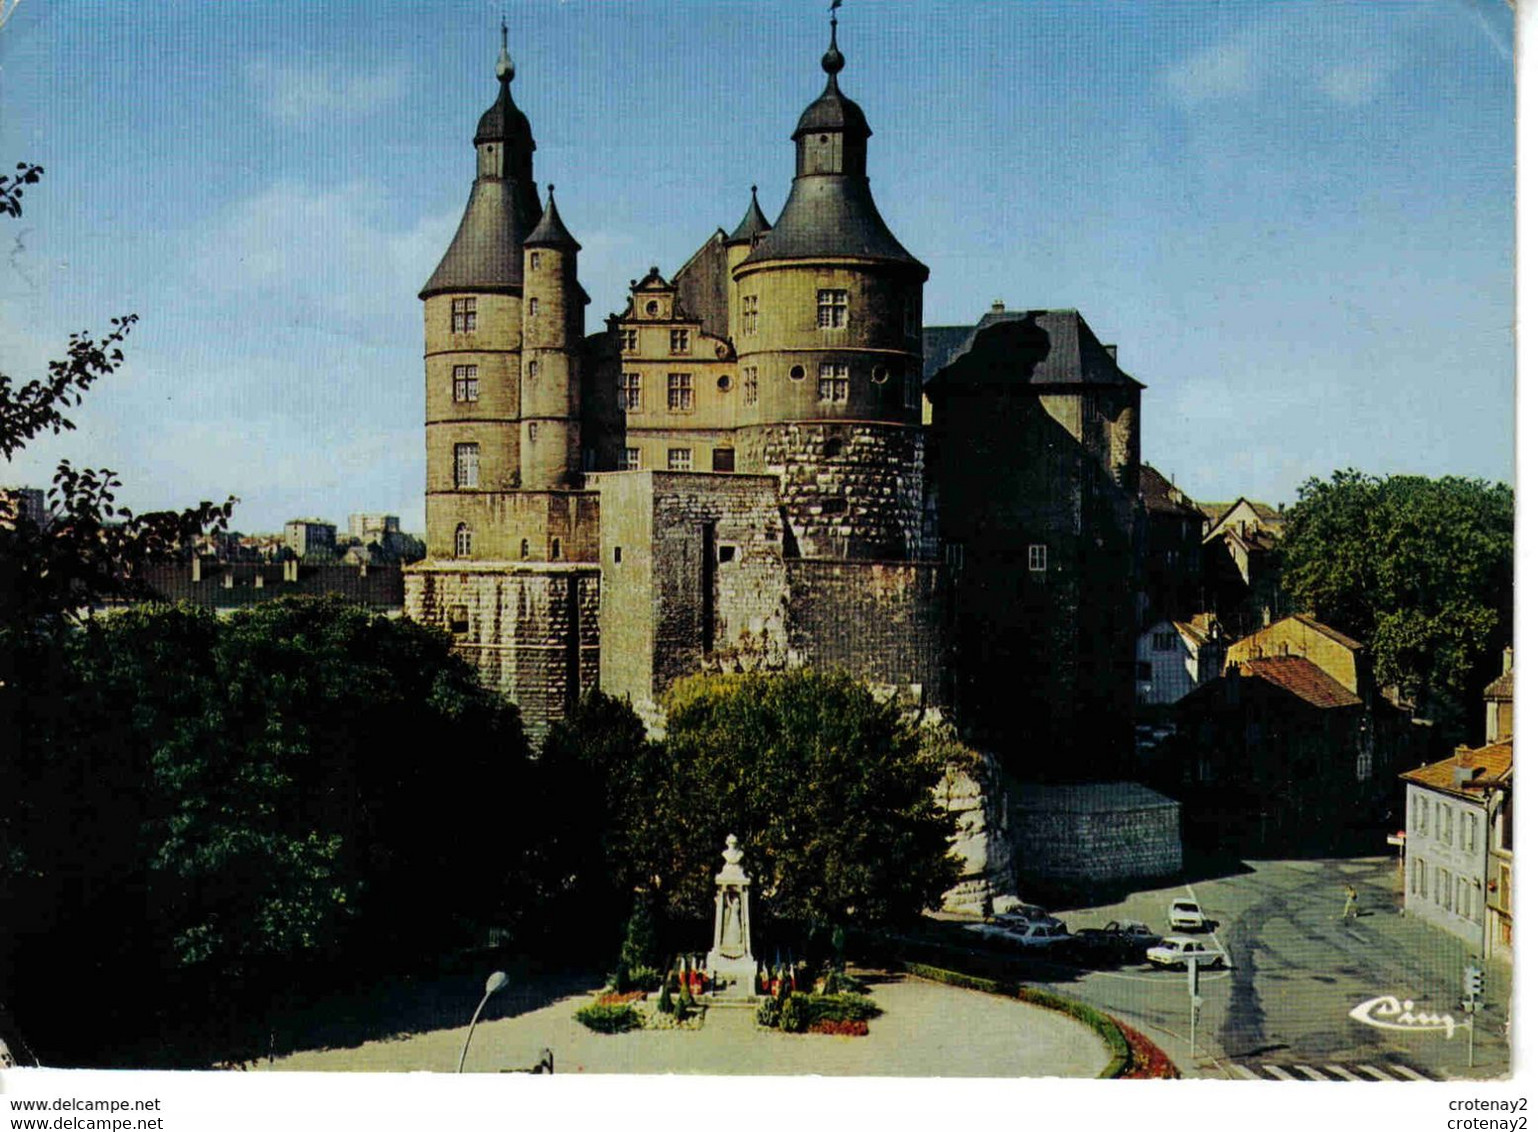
<box><xmin>1161</xmin><ymin>11</ymin><xmax>1405</xmax><ymax>111</ymax></box>
<box><xmin>244</xmin><ymin>58</ymin><xmax>406</xmax><ymax>124</ymax></box>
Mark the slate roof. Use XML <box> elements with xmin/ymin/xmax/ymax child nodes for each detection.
<box><xmin>525</xmin><ymin>187</ymin><xmax>580</xmax><ymax>250</ymax></box>
<box><xmin>1141</xmin><ymin>465</ymin><xmax>1203</xmax><ymax>517</ymax></box>
<box><xmin>1401</xmin><ymin>740</ymin><xmax>1513</xmax><ymax>799</ymax></box>
<box><xmin>1238</xmin><ymin>655</ymin><xmax>1361</xmax><ymax>709</ymax></box>
<box><xmin>726</xmin><ymin>187</ymin><xmax>772</xmax><ymax>245</ymax></box>
<box><xmin>740</xmin><ymin>171</ymin><xmax>923</xmax><ymax>270</ymax></box>
<box><xmin>923</xmin><ymin>310</ymin><xmax>1144</xmax><ymax>393</ymax></box>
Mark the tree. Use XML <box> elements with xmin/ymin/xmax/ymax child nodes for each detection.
<box><xmin>1279</xmin><ymin>469</ymin><xmax>1513</xmax><ymax>736</ymax></box>
<box><xmin>626</xmin><ymin>671</ymin><xmax>960</xmax><ymax>937</ymax></box>
<box><xmin>5</xmin><ymin>597</ymin><xmax>533</xmax><ymax>1065</ymax></box>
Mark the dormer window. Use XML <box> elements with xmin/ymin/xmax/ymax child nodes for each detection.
<box><xmin>669</xmin><ymin>329</ymin><xmax>690</xmax><ymax>354</ymax></box>
<box><xmin>743</xmin><ymin>295</ymin><xmax>759</xmax><ymax>336</ymax></box>
<box><xmin>646</xmin><ymin>300</ymin><xmax>660</xmax><ymax>317</ymax></box>
<box><xmin>817</xmin><ymin>289</ymin><xmax>848</xmax><ymax>329</ymax></box>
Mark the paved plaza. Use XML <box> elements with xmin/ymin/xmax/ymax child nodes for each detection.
<box><xmin>266</xmin><ymin>974</ymin><xmax>1112</xmax><ymax>1078</ymax></box>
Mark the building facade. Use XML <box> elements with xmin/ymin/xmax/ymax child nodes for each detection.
<box><xmin>404</xmin><ymin>20</ymin><xmax>1172</xmax><ymax>890</ymax></box>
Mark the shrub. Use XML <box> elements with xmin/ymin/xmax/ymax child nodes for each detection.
<box><xmin>619</xmin><ymin>896</ymin><xmax>658</xmax><ymax>974</ymax></box>
<box><xmin>803</xmin><ymin>993</ymin><xmax>881</xmax><ymax>1025</ymax></box>
<box><xmin>658</xmin><ymin>977</ymin><xmax>674</xmax><ymax>1017</ymax></box>
<box><xmin>574</xmin><ymin>1001</ymin><xmax>641</xmax><ymax>1034</ymax></box>
<box><xmin>820</xmin><ymin>970</ymin><xmax>868</xmax><ymax>996</ymax></box>
<box><xmin>778</xmin><ymin>993</ymin><xmax>810</xmax><ymax>1033</ymax></box>
<box><xmin>756</xmin><ymin>997</ymin><xmax>782</xmax><ymax>1028</ymax></box>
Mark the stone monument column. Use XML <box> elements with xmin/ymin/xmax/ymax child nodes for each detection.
<box><xmin>706</xmin><ymin>834</ymin><xmax>757</xmax><ymax>998</ymax></box>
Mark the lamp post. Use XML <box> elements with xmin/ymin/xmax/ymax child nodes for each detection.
<box><xmin>457</xmin><ymin>970</ymin><xmax>509</xmax><ymax>1074</ymax></box>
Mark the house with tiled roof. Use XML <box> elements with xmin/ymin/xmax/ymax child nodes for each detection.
<box><xmin>1198</xmin><ymin>497</ymin><xmax>1288</xmax><ymax>635</ymax></box>
<box><xmin>1484</xmin><ymin>647</ymin><xmax>1514</xmax><ymax>744</ymax></box>
<box><xmin>1158</xmin><ymin>613</ymin><xmax>1420</xmax><ymax>852</ymax></box>
<box><xmin>1401</xmin><ymin>738</ymin><xmax>1512</xmax><ymax>958</ymax></box>
<box><xmin>1140</xmin><ymin>465</ymin><xmax>1205</xmax><ymax>625</ymax></box>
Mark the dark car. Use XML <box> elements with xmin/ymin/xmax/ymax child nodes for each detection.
<box><xmin>1070</xmin><ymin>920</ymin><xmax>1160</xmax><ymax>965</ymax></box>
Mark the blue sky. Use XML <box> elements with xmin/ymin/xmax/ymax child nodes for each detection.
<box><xmin>0</xmin><ymin>0</ymin><xmax>1514</xmax><ymax>533</ymax></box>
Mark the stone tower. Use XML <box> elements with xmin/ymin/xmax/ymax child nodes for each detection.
<box><xmin>406</xmin><ymin>29</ymin><xmax>601</xmax><ymax>737</ymax></box>
<box><xmin>731</xmin><ymin>15</ymin><xmax>931</xmax><ymax>561</ymax></box>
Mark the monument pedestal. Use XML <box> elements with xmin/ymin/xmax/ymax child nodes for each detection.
<box><xmin>704</xmin><ymin>834</ymin><xmax>758</xmax><ymax>999</ymax></box>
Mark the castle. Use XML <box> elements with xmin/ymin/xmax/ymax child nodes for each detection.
<box><xmin>404</xmin><ymin>19</ymin><xmax>1178</xmax><ymax>891</ymax></box>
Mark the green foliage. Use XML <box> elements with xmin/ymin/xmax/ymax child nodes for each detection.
<box><xmin>820</xmin><ymin>970</ymin><xmax>867</xmax><ymax>996</ymax></box>
<box><xmin>619</xmin><ymin>895</ymin><xmax>658</xmax><ymax>974</ymax></box>
<box><xmin>756</xmin><ymin>997</ymin><xmax>782</xmax><ymax>1028</ymax></box>
<box><xmin>574</xmin><ymin>1002</ymin><xmax>641</xmax><ymax>1034</ymax></box>
<box><xmin>675</xmin><ymin>983</ymin><xmax>695</xmax><ymax>1020</ymax></box>
<box><xmin>1279</xmin><ymin>470</ymin><xmax>1514</xmax><ymax>735</ymax></box>
<box><xmin>658</xmin><ymin>977</ymin><xmax>674</xmax><ymax>1016</ymax></box>
<box><xmin>777</xmin><ymin>993</ymin><xmax>810</xmax><ymax>1033</ymax></box>
<box><xmin>2</xmin><ymin>597</ymin><xmax>532</xmax><ymax>1062</ymax></box>
<box><xmin>631</xmin><ymin>671</ymin><xmax>960</xmax><ymax>933</ymax></box>
<box><xmin>803</xmin><ymin>993</ymin><xmax>881</xmax><ymax>1025</ymax></box>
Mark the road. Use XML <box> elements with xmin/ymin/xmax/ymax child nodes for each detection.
<box><xmin>1007</xmin><ymin>856</ymin><xmax>1510</xmax><ymax>1080</ymax></box>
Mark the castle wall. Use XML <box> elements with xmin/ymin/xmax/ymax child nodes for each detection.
<box><xmin>1009</xmin><ymin>782</ymin><xmax>1183</xmax><ymax>885</ymax></box>
<box><xmin>739</xmin><ymin>421</ymin><xmax>927</xmax><ymax>560</ymax></box>
<box><xmin>425</xmin><ymin>490</ymin><xmax>599</xmax><ymax>562</ymax></box>
<box><xmin>785</xmin><ymin>558</ymin><xmax>949</xmax><ymax>708</ymax></box>
<box><xmin>405</xmin><ymin>562</ymin><xmax>600</xmax><ymax>739</ymax></box>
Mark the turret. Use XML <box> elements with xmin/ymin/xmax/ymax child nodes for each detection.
<box><xmin>521</xmin><ymin>185</ymin><xmax>585</xmax><ymax>489</ymax></box>
<box><xmin>725</xmin><ymin>185</ymin><xmax>771</xmax><ymax>346</ymax></box>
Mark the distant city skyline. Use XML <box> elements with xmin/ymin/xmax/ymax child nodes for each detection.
<box><xmin>0</xmin><ymin>0</ymin><xmax>1514</xmax><ymax>532</ymax></box>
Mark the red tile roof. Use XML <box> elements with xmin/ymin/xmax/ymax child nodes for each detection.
<box><xmin>1401</xmin><ymin>740</ymin><xmax>1513</xmax><ymax>799</ymax></box>
<box><xmin>1484</xmin><ymin>671</ymin><xmax>1514</xmax><ymax>700</ymax></box>
<box><xmin>1238</xmin><ymin>655</ymin><xmax>1362</xmax><ymax>709</ymax></box>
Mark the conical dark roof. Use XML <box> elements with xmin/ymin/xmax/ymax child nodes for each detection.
<box><xmin>476</xmin><ymin>81</ymin><xmax>535</xmax><ymax>151</ymax></box>
<box><xmin>526</xmin><ymin>185</ymin><xmax>580</xmax><ymax>250</ymax></box>
<box><xmin>726</xmin><ymin>186</ymin><xmax>771</xmax><ymax>244</ymax></box>
<box><xmin>793</xmin><ymin>75</ymin><xmax>870</xmax><ymax>140</ymax></box>
<box><xmin>420</xmin><ymin>179</ymin><xmax>540</xmax><ymax>298</ymax></box>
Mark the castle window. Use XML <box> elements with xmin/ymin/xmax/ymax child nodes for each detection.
<box><xmin>551</xmin><ymin>537</ymin><xmax>562</xmax><ymax>560</ymax></box>
<box><xmin>520</xmin><ymin>538</ymin><xmax>530</xmax><ymax>559</ymax></box>
<box><xmin>453</xmin><ymin>364</ymin><xmax>479</xmax><ymax>403</ymax></box>
<box><xmin>717</xmin><ymin>374</ymin><xmax>732</xmax><ymax>392</ymax></box>
<box><xmin>789</xmin><ymin>364</ymin><xmax>806</xmax><ymax>381</ymax></box>
<box><xmin>620</xmin><ymin>328</ymin><xmax>638</xmax><ymax>352</ymax></box>
<box><xmin>871</xmin><ymin>364</ymin><xmax>889</xmax><ymax>385</ymax></box>
<box><xmin>449</xmin><ymin>604</ymin><xmax>470</xmax><ymax>634</ymax></box>
<box><xmin>613</xmin><ymin>546</ymin><xmax>623</xmax><ymax>564</ymax></box>
<box><xmin>817</xmin><ymin>362</ymin><xmax>849</xmax><ymax>403</ymax></box>
<box><xmin>528</xmin><ymin>422</ymin><xmax>538</xmax><ymax>440</ymax></box>
<box><xmin>744</xmin><ymin>366</ymin><xmax>759</xmax><ymax>405</ymax></box>
<box><xmin>454</xmin><ymin>523</ymin><xmax>472</xmax><ymax>558</ymax></box>
<box><xmin>1154</xmin><ymin>631</ymin><xmax>1177</xmax><ymax>651</ymax></box>
<box><xmin>718</xmin><ymin>544</ymin><xmax>737</xmax><ymax>563</ymax></box>
<box><xmin>903</xmin><ymin>364</ymin><xmax>920</xmax><ymax>409</ymax></box>
<box><xmin>712</xmin><ymin>448</ymin><xmax>735</xmax><ymax>473</ymax></box>
<box><xmin>620</xmin><ymin>372</ymin><xmax>641</xmax><ymax>411</ymax></box>
<box><xmin>743</xmin><ymin>295</ymin><xmax>759</xmax><ymax>335</ymax></box>
<box><xmin>646</xmin><ymin>300</ymin><xmax>660</xmax><ymax>317</ymax></box>
<box><xmin>667</xmin><ymin>372</ymin><xmax>694</xmax><ymax>412</ymax></box>
<box><xmin>528</xmin><ymin>359</ymin><xmax>540</xmax><ymax>378</ymax></box>
<box><xmin>450</xmin><ymin>297</ymin><xmax>477</xmax><ymax>333</ymax></box>
<box><xmin>530</xmin><ymin>252</ymin><xmax>541</xmax><ymax>269</ymax></box>
<box><xmin>816</xmin><ymin>289</ymin><xmax>848</xmax><ymax>329</ymax></box>
<box><xmin>903</xmin><ymin>296</ymin><xmax>918</xmax><ymax>337</ymax></box>
<box><xmin>622</xmin><ymin>447</ymin><xmax>641</xmax><ymax>470</ymax></box>
<box><xmin>529</xmin><ymin>297</ymin><xmax>540</xmax><ymax>317</ymax></box>
<box><xmin>1028</xmin><ymin>544</ymin><xmax>1047</xmax><ymax>571</ymax></box>
<box><xmin>453</xmin><ymin>443</ymin><xmax>480</xmax><ymax>488</ymax></box>
<box><xmin>667</xmin><ymin>448</ymin><xmax>693</xmax><ymax>471</ymax></box>
<box><xmin>669</xmin><ymin>329</ymin><xmax>690</xmax><ymax>354</ymax></box>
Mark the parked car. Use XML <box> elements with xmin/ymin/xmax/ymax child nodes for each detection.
<box><xmin>967</xmin><ymin>919</ymin><xmax>1071</xmax><ymax>950</ymax></box>
<box><xmin>1167</xmin><ymin>899</ymin><xmax>1206</xmax><ymax>932</ymax></box>
<box><xmin>992</xmin><ymin>903</ymin><xmax>1059</xmax><ymax>927</ymax></box>
<box><xmin>1147</xmin><ymin>936</ymin><xmax>1226</xmax><ymax>969</ymax></box>
<box><xmin>1071</xmin><ymin>920</ymin><xmax>1161</xmax><ymax>965</ymax></box>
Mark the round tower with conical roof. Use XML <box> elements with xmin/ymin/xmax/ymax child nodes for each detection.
<box><xmin>732</xmin><ymin>14</ymin><xmax>930</xmax><ymax>560</ymax></box>
<box><xmin>420</xmin><ymin>26</ymin><xmax>545</xmax><ymax>561</ymax></box>
<box><xmin>521</xmin><ymin>184</ymin><xmax>586</xmax><ymax>491</ymax></box>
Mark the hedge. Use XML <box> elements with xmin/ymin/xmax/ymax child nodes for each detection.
<box><xmin>901</xmin><ymin>961</ymin><xmax>1138</xmax><ymax>1079</ymax></box>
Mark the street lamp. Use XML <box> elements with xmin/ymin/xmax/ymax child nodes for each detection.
<box><xmin>457</xmin><ymin>970</ymin><xmax>510</xmax><ymax>1074</ymax></box>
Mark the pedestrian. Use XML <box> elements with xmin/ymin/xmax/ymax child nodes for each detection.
<box><xmin>1342</xmin><ymin>884</ymin><xmax>1358</xmax><ymax>920</ymax></box>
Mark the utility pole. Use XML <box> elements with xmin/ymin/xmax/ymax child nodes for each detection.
<box><xmin>1463</xmin><ymin>960</ymin><xmax>1485</xmax><ymax>1070</ymax></box>
<box><xmin>1187</xmin><ymin>956</ymin><xmax>1202</xmax><ymax>1062</ymax></box>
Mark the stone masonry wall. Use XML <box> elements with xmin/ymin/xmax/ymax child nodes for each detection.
<box><xmin>935</xmin><ymin>748</ymin><xmax>1017</xmax><ymax>915</ymax></box>
<box><xmin>1009</xmin><ymin>785</ymin><xmax>1183</xmax><ymax>884</ymax></box>
<box><xmin>405</xmin><ymin>562</ymin><xmax>600</xmax><ymax>740</ymax></box>
<box><xmin>785</xmin><ymin>559</ymin><xmax>949</xmax><ymax>709</ymax></box>
<box><xmin>739</xmin><ymin>422</ymin><xmax>926</xmax><ymax>560</ymax></box>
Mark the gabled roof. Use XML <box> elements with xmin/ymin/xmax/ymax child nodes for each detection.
<box><xmin>1141</xmin><ymin>465</ymin><xmax>1203</xmax><ymax>517</ymax></box>
<box><xmin>923</xmin><ymin>309</ymin><xmax>1145</xmax><ymax>395</ymax></box>
<box><xmin>1485</xmin><ymin>670</ymin><xmax>1515</xmax><ymax>701</ymax></box>
<box><xmin>1401</xmin><ymin>740</ymin><xmax>1513</xmax><ymax>800</ymax></box>
<box><xmin>1238</xmin><ymin>655</ymin><xmax>1362</xmax><ymax>709</ymax></box>
<box><xmin>1287</xmin><ymin>613</ymin><xmax>1363</xmax><ymax>651</ymax></box>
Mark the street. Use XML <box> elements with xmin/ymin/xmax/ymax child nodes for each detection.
<box><xmin>1026</xmin><ymin>856</ymin><xmax>1511</xmax><ymax>1080</ymax></box>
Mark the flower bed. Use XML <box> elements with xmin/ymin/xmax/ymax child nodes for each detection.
<box><xmin>1113</xmin><ymin>1018</ymin><xmax>1180</xmax><ymax>1079</ymax></box>
<box><xmin>597</xmin><ymin>990</ymin><xmax>646</xmax><ymax>1007</ymax></box>
<box><xmin>573</xmin><ymin>1001</ymin><xmax>642</xmax><ymax>1034</ymax></box>
<box><xmin>808</xmin><ymin>1019</ymin><xmax>870</xmax><ymax>1037</ymax></box>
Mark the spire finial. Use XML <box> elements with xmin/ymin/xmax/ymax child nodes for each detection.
<box><xmin>822</xmin><ymin>0</ymin><xmax>845</xmax><ymax>77</ymax></box>
<box><xmin>495</xmin><ymin>19</ymin><xmax>514</xmax><ymax>84</ymax></box>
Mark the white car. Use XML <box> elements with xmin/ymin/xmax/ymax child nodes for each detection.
<box><xmin>1147</xmin><ymin>936</ymin><xmax>1226</xmax><ymax>969</ymax></box>
<box><xmin>1167</xmin><ymin>898</ymin><xmax>1206</xmax><ymax>932</ymax></box>
<box><xmin>966</xmin><ymin>919</ymin><xmax>1071</xmax><ymax>949</ymax></box>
